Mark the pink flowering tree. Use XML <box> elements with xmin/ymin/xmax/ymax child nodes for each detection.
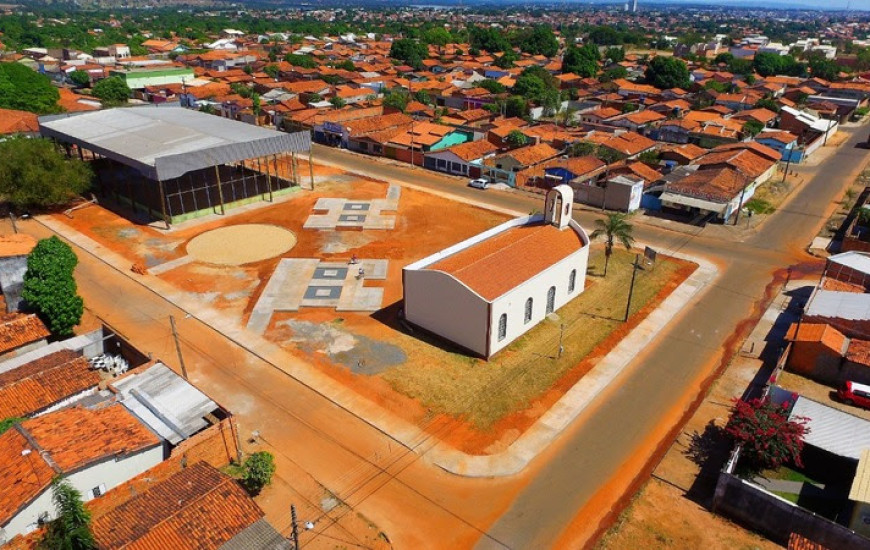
<box><xmin>725</xmin><ymin>397</ymin><xmax>809</xmax><ymax>476</ymax></box>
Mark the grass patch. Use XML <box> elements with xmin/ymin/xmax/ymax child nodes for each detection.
<box><xmin>380</xmin><ymin>248</ymin><xmax>692</xmax><ymax>430</ymax></box>
<box><xmin>760</xmin><ymin>466</ymin><xmax>816</xmax><ymax>484</ymax></box>
<box><xmin>745</xmin><ymin>198</ymin><xmax>775</xmax><ymax>215</ymax></box>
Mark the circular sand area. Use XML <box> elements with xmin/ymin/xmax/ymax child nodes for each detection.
<box><xmin>186</xmin><ymin>224</ymin><xmax>297</xmax><ymax>266</ymax></box>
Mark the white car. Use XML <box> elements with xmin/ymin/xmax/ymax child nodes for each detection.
<box><xmin>468</xmin><ymin>178</ymin><xmax>490</xmax><ymax>190</ymax></box>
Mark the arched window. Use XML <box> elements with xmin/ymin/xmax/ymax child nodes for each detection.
<box><xmin>524</xmin><ymin>298</ymin><xmax>533</xmax><ymax>323</ymax></box>
<box><xmin>498</xmin><ymin>314</ymin><xmax>507</xmax><ymax>341</ymax></box>
<box><xmin>569</xmin><ymin>269</ymin><xmax>577</xmax><ymax>293</ymax></box>
<box><xmin>546</xmin><ymin>286</ymin><xmax>556</xmax><ymax>314</ymax></box>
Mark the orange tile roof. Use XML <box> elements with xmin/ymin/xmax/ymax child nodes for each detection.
<box><xmin>23</xmin><ymin>404</ymin><xmax>160</xmax><ymax>472</ymax></box>
<box><xmin>0</xmin><ymin>349</ymin><xmax>99</xmax><ymax>418</ymax></box>
<box><xmin>434</xmin><ymin>139</ymin><xmax>498</xmax><ymax>162</ymax></box>
<box><xmin>503</xmin><ymin>143</ymin><xmax>560</xmax><ymax>167</ymax></box>
<box><xmin>0</xmin><ymin>313</ymin><xmax>49</xmax><ymax>356</ymax></box>
<box><xmin>788</xmin><ymin>532</ymin><xmax>829</xmax><ymax>550</ymax></box>
<box><xmin>668</xmin><ymin>166</ymin><xmax>749</xmax><ymax>202</ymax></box>
<box><xmin>0</xmin><ymin>428</ymin><xmax>56</xmax><ymax>526</ymax></box>
<box><xmin>428</xmin><ymin>222</ymin><xmax>585</xmax><ymax>301</ymax></box>
<box><xmin>697</xmin><ymin>147</ymin><xmax>777</xmax><ymax>178</ymax></box>
<box><xmin>0</xmin><ymin>234</ymin><xmax>36</xmax><ymax>257</ymax></box>
<box><xmin>56</xmin><ymin>88</ymin><xmax>99</xmax><ymax>112</ymax></box>
<box><xmin>91</xmin><ymin>462</ymin><xmax>263</xmax><ymax>550</ymax></box>
<box><xmin>0</xmin><ymin>108</ymin><xmax>39</xmax><ymax>135</ymax></box>
<box><xmin>846</xmin><ymin>339</ymin><xmax>870</xmax><ymax>367</ymax></box>
<box><xmin>347</xmin><ymin>112</ymin><xmax>414</xmax><ymax>137</ymax></box>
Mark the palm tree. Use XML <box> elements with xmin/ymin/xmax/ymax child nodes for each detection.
<box><xmin>590</xmin><ymin>212</ymin><xmax>635</xmax><ymax>277</ymax></box>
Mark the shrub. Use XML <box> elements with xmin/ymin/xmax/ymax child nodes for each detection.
<box><xmin>725</xmin><ymin>397</ymin><xmax>808</xmax><ymax>476</ymax></box>
<box><xmin>241</xmin><ymin>451</ymin><xmax>276</xmax><ymax>495</ymax></box>
<box><xmin>22</xmin><ymin>236</ymin><xmax>83</xmax><ymax>338</ymax></box>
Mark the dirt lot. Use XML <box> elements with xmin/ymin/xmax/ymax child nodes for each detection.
<box><xmin>57</xmin><ymin>162</ymin><xmax>694</xmax><ymax>456</ymax></box>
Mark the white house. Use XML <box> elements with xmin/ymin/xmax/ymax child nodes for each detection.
<box><xmin>403</xmin><ymin>185</ymin><xmax>590</xmax><ymax>358</ymax></box>
<box><xmin>0</xmin><ymin>404</ymin><xmax>163</xmax><ymax>543</ymax></box>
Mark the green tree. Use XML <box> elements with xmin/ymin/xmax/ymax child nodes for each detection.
<box><xmin>590</xmin><ymin>212</ymin><xmax>635</xmax><ymax>276</ymax></box>
<box><xmin>505</xmin><ymin>129</ymin><xmax>528</xmax><ymax>148</ymax></box>
<box><xmin>383</xmin><ymin>90</ymin><xmax>409</xmax><ymax>112</ymax></box>
<box><xmin>808</xmin><ymin>56</ymin><xmax>839</xmax><ymax>81</ymax></box>
<box><xmin>755</xmin><ymin>98</ymin><xmax>780</xmax><ymax>113</ymax></box>
<box><xmin>263</xmin><ymin>64</ymin><xmax>279</xmax><ymax>79</ymax></box>
<box><xmin>605</xmin><ymin>47</ymin><xmax>625</xmax><ymax>64</ymax></box>
<box><xmin>512</xmin><ymin>65</ymin><xmax>558</xmax><ymax>103</ymax></box>
<box><xmin>69</xmin><ymin>70</ymin><xmax>90</xmax><ymax>88</ymax></box>
<box><xmin>241</xmin><ymin>451</ymin><xmax>276</xmax><ymax>496</ymax></box>
<box><xmin>469</xmin><ymin>26</ymin><xmax>511</xmax><ymax>54</ymax></box>
<box><xmin>742</xmin><ymin>120</ymin><xmax>764</xmax><ymax>138</ymax></box>
<box><xmin>644</xmin><ymin>56</ymin><xmax>691</xmax><ymax>90</ymax></box>
<box><xmin>329</xmin><ymin>96</ymin><xmax>346</xmax><ymax>109</ymax></box>
<box><xmin>413</xmin><ymin>90</ymin><xmax>431</xmax><ymax>105</ymax></box>
<box><xmin>494</xmin><ymin>50</ymin><xmax>518</xmax><ymax>69</ymax></box>
<box><xmin>91</xmin><ymin>76</ymin><xmax>130</xmax><ymax>106</ymax></box>
<box><xmin>570</xmin><ymin>142</ymin><xmax>598</xmax><ymax>157</ymax></box>
<box><xmin>283</xmin><ymin>53</ymin><xmax>317</xmax><ymax>69</ymax></box>
<box><xmin>390</xmin><ymin>38</ymin><xmax>427</xmax><ymax>69</ymax></box>
<box><xmin>0</xmin><ymin>62</ymin><xmax>60</xmax><ymax>114</ymax></box>
<box><xmin>478</xmin><ymin>79</ymin><xmax>507</xmax><ymax>94</ymax></box>
<box><xmin>0</xmin><ymin>137</ymin><xmax>91</xmax><ymax>210</ymax></box>
<box><xmin>22</xmin><ymin>236</ymin><xmax>84</xmax><ymax>338</ymax></box>
<box><xmin>587</xmin><ymin>26</ymin><xmax>621</xmax><ymax>46</ymax></box>
<box><xmin>562</xmin><ymin>44</ymin><xmax>600</xmax><ymax>78</ymax></box>
<box><xmin>39</xmin><ymin>478</ymin><xmax>95</xmax><ymax>550</ymax></box>
<box><xmin>251</xmin><ymin>93</ymin><xmax>261</xmax><ymax>117</ymax></box>
<box><xmin>601</xmin><ymin>66</ymin><xmax>628</xmax><ymax>82</ymax></box>
<box><xmin>725</xmin><ymin>397</ymin><xmax>808</xmax><ymax>476</ymax></box>
<box><xmin>504</xmin><ymin>95</ymin><xmax>529</xmax><ymax>118</ymax></box>
<box><xmin>335</xmin><ymin>59</ymin><xmax>356</xmax><ymax>72</ymax></box>
<box><xmin>423</xmin><ymin>27</ymin><xmax>452</xmax><ymax>49</ymax></box>
<box><xmin>514</xmin><ymin>25</ymin><xmax>558</xmax><ymax>57</ymax></box>
<box><xmin>0</xmin><ymin>416</ymin><xmax>25</xmax><ymax>434</ymax></box>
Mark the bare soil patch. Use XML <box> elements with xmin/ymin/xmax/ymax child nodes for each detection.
<box><xmin>186</xmin><ymin>224</ymin><xmax>297</xmax><ymax>266</ymax></box>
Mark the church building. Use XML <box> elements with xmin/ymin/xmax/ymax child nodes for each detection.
<box><xmin>402</xmin><ymin>185</ymin><xmax>590</xmax><ymax>358</ymax></box>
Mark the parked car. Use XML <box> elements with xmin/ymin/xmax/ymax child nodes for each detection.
<box><xmin>468</xmin><ymin>178</ymin><xmax>490</xmax><ymax>190</ymax></box>
<box><xmin>837</xmin><ymin>381</ymin><xmax>870</xmax><ymax>409</ymax></box>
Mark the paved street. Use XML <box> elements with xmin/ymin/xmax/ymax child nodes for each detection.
<box><xmin>17</xmin><ymin>126</ymin><xmax>870</xmax><ymax>549</ymax></box>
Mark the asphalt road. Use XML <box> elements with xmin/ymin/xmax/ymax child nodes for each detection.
<box><xmin>314</xmin><ymin>128</ymin><xmax>870</xmax><ymax>548</ymax></box>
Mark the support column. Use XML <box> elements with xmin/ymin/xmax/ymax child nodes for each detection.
<box><xmin>158</xmin><ymin>179</ymin><xmax>171</xmax><ymax>229</ymax></box>
<box><xmin>214</xmin><ymin>165</ymin><xmax>226</xmax><ymax>215</ymax></box>
<box><xmin>264</xmin><ymin>156</ymin><xmax>274</xmax><ymax>202</ymax></box>
<box><xmin>308</xmin><ymin>148</ymin><xmax>315</xmax><ymax>190</ymax></box>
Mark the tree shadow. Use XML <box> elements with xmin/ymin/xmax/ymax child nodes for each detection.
<box><xmin>683</xmin><ymin>420</ymin><xmax>732</xmax><ymax>507</ymax></box>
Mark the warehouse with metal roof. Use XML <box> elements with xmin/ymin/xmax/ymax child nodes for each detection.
<box><xmin>39</xmin><ymin>106</ymin><xmax>312</xmax><ymax>226</ymax></box>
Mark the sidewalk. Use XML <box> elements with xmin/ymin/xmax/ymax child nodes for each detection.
<box><xmin>37</xmin><ymin>212</ymin><xmax>718</xmax><ymax>477</ymax></box>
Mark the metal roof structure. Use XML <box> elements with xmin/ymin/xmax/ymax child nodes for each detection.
<box><xmin>112</xmin><ymin>362</ymin><xmax>218</xmax><ymax>445</ymax></box>
<box><xmin>806</xmin><ymin>289</ymin><xmax>870</xmax><ymax>321</ymax></box>
<box><xmin>828</xmin><ymin>251</ymin><xmax>870</xmax><ymax>277</ymax></box>
<box><xmin>220</xmin><ymin>519</ymin><xmax>292</xmax><ymax>550</ymax></box>
<box><xmin>39</xmin><ymin>106</ymin><xmax>311</xmax><ymax>181</ymax></box>
<box><xmin>789</xmin><ymin>396</ymin><xmax>870</xmax><ymax>460</ymax></box>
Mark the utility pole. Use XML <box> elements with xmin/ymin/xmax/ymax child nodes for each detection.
<box><xmin>624</xmin><ymin>254</ymin><xmax>642</xmax><ymax>322</ymax></box>
<box><xmin>781</xmin><ymin>148</ymin><xmax>793</xmax><ymax>184</ymax></box>
<box><xmin>9</xmin><ymin>212</ymin><xmax>17</xmax><ymax>234</ymax></box>
<box><xmin>169</xmin><ymin>315</ymin><xmax>189</xmax><ymax>380</ymax></box>
<box><xmin>290</xmin><ymin>504</ymin><xmax>300</xmax><ymax>550</ymax></box>
<box><xmin>733</xmin><ymin>182</ymin><xmax>748</xmax><ymax>226</ymax></box>
<box><xmin>558</xmin><ymin>323</ymin><xmax>565</xmax><ymax>358</ymax></box>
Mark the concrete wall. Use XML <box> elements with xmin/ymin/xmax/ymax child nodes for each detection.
<box><xmin>1</xmin><ymin>445</ymin><xmax>162</xmax><ymax>542</ymax></box>
<box><xmin>713</xmin><ymin>472</ymin><xmax>868</xmax><ymax>549</ymax></box>
<box><xmin>488</xmin><ymin>242</ymin><xmax>589</xmax><ymax>357</ymax></box>
<box><xmin>0</xmin><ymin>255</ymin><xmax>29</xmax><ymax>313</ymax></box>
<box><xmin>403</xmin><ymin>269</ymin><xmax>490</xmax><ymax>356</ymax></box>
<box><xmin>787</xmin><ymin>341</ymin><xmax>843</xmax><ymax>383</ymax></box>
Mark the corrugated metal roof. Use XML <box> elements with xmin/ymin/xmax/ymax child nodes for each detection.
<box><xmin>220</xmin><ymin>518</ymin><xmax>292</xmax><ymax>550</ymax></box>
<box><xmin>849</xmin><ymin>449</ymin><xmax>870</xmax><ymax>503</ymax></box>
<box><xmin>39</xmin><ymin>106</ymin><xmax>310</xmax><ymax>181</ymax></box>
<box><xmin>806</xmin><ymin>289</ymin><xmax>870</xmax><ymax>321</ymax></box>
<box><xmin>789</xmin><ymin>396</ymin><xmax>870</xmax><ymax>460</ymax></box>
<box><xmin>828</xmin><ymin>251</ymin><xmax>870</xmax><ymax>276</ymax></box>
<box><xmin>113</xmin><ymin>362</ymin><xmax>217</xmax><ymax>444</ymax></box>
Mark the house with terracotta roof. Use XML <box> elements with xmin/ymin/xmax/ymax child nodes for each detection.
<box><xmin>89</xmin><ymin>461</ymin><xmax>289</xmax><ymax>550</ymax></box>
<box><xmin>0</xmin><ymin>404</ymin><xmax>163</xmax><ymax>543</ymax></box>
<box><xmin>0</xmin><ymin>314</ymin><xmax>49</xmax><ymax>360</ymax></box>
<box><xmin>0</xmin><ymin>349</ymin><xmax>99</xmax><ymax>418</ymax></box>
<box><xmin>403</xmin><ymin>186</ymin><xmax>590</xmax><ymax>358</ymax></box>
<box><xmin>756</xmin><ymin>130</ymin><xmax>800</xmax><ymax>161</ymax></box>
<box><xmin>423</xmin><ymin>139</ymin><xmax>499</xmax><ymax>176</ymax></box>
<box><xmin>0</xmin><ymin>108</ymin><xmax>39</xmax><ymax>136</ymax></box>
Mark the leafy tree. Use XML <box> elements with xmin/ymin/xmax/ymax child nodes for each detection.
<box><xmin>263</xmin><ymin>64</ymin><xmax>279</xmax><ymax>79</ymax></box>
<box><xmin>755</xmin><ymin>98</ymin><xmax>780</xmax><ymax>113</ymax></box>
<box><xmin>562</xmin><ymin>44</ymin><xmax>600</xmax><ymax>78</ymax></box>
<box><xmin>494</xmin><ymin>50</ymin><xmax>518</xmax><ymax>69</ymax></box>
<box><xmin>91</xmin><ymin>76</ymin><xmax>130</xmax><ymax>106</ymax></box>
<box><xmin>505</xmin><ymin>95</ymin><xmax>529</xmax><ymax>118</ymax></box>
<box><xmin>638</xmin><ymin>150</ymin><xmax>661</xmax><ymax>164</ymax></box>
<box><xmin>742</xmin><ymin>120</ymin><xmax>764</xmax><ymax>138</ymax></box>
<box><xmin>727</xmin><ymin>57</ymin><xmax>755</xmax><ymax>75</ymax></box>
<box><xmin>0</xmin><ymin>137</ymin><xmax>91</xmax><ymax>210</ymax></box>
<box><xmin>570</xmin><ymin>142</ymin><xmax>598</xmax><ymax>157</ymax></box>
<box><xmin>335</xmin><ymin>59</ymin><xmax>356</xmax><ymax>72</ymax></box>
<box><xmin>39</xmin><ymin>478</ymin><xmax>95</xmax><ymax>550</ymax></box>
<box><xmin>69</xmin><ymin>70</ymin><xmax>90</xmax><ymax>88</ymax></box>
<box><xmin>390</xmin><ymin>38</ymin><xmax>427</xmax><ymax>69</ymax></box>
<box><xmin>605</xmin><ymin>47</ymin><xmax>625</xmax><ymax>64</ymax></box>
<box><xmin>725</xmin><ymin>397</ymin><xmax>809</xmax><ymax>476</ymax></box>
<box><xmin>242</xmin><ymin>64</ymin><xmax>253</xmax><ymax>76</ymax></box>
<box><xmin>622</xmin><ymin>102</ymin><xmax>638</xmax><ymax>113</ymax></box>
<box><xmin>423</xmin><ymin>27</ymin><xmax>452</xmax><ymax>49</ymax></box>
<box><xmin>478</xmin><ymin>79</ymin><xmax>507</xmax><ymax>94</ymax></box>
<box><xmin>413</xmin><ymin>90</ymin><xmax>431</xmax><ymax>105</ymax></box>
<box><xmin>0</xmin><ymin>416</ymin><xmax>25</xmax><ymax>434</ymax></box>
<box><xmin>22</xmin><ymin>236</ymin><xmax>84</xmax><ymax>338</ymax></box>
<box><xmin>713</xmin><ymin>52</ymin><xmax>734</xmax><ymax>66</ymax></box>
<box><xmin>0</xmin><ymin>62</ymin><xmax>60</xmax><ymax>114</ymax></box>
<box><xmin>251</xmin><ymin>93</ymin><xmax>261</xmax><ymax>117</ymax></box>
<box><xmin>469</xmin><ymin>25</ymin><xmax>510</xmax><ymax>54</ymax></box>
<box><xmin>644</xmin><ymin>56</ymin><xmax>691</xmax><ymax>90</ymax></box>
<box><xmin>753</xmin><ymin>52</ymin><xmax>806</xmax><ymax>77</ymax></box>
<box><xmin>587</xmin><ymin>26</ymin><xmax>621</xmax><ymax>46</ymax></box>
<box><xmin>505</xmin><ymin>129</ymin><xmax>528</xmax><ymax>148</ymax></box>
<box><xmin>383</xmin><ymin>90</ymin><xmax>409</xmax><ymax>112</ymax></box>
<box><xmin>283</xmin><ymin>53</ymin><xmax>317</xmax><ymax>69</ymax></box>
<box><xmin>241</xmin><ymin>451</ymin><xmax>276</xmax><ymax>496</ymax></box>
<box><xmin>590</xmin><ymin>212</ymin><xmax>635</xmax><ymax>276</ymax></box>
<box><xmin>601</xmin><ymin>66</ymin><xmax>628</xmax><ymax>82</ymax></box>
<box><xmin>514</xmin><ymin>25</ymin><xmax>558</xmax><ymax>57</ymax></box>
<box><xmin>329</xmin><ymin>96</ymin><xmax>346</xmax><ymax>109</ymax></box>
<box><xmin>512</xmin><ymin>65</ymin><xmax>558</xmax><ymax>103</ymax></box>
<box><xmin>808</xmin><ymin>56</ymin><xmax>838</xmax><ymax>81</ymax></box>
